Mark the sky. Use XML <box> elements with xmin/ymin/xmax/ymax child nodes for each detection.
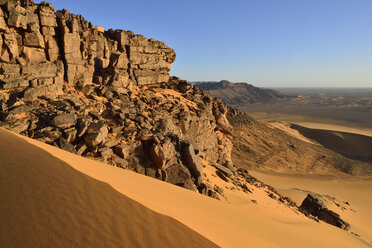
<box><xmin>41</xmin><ymin>0</ymin><xmax>372</xmax><ymax>87</ymax></box>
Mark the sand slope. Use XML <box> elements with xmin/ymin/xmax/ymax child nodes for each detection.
<box><xmin>3</xmin><ymin>128</ymin><xmax>370</xmax><ymax>248</ymax></box>
<box><xmin>251</xmin><ymin>171</ymin><xmax>372</xmax><ymax>246</ymax></box>
<box><xmin>291</xmin><ymin>124</ymin><xmax>372</xmax><ymax>162</ymax></box>
<box><xmin>0</xmin><ymin>129</ymin><xmax>218</xmax><ymax>248</ymax></box>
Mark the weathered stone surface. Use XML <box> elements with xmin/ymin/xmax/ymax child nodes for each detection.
<box><xmin>0</xmin><ymin>8</ymin><xmax>7</xmax><ymax>31</ymax></box>
<box><xmin>114</xmin><ymin>145</ymin><xmax>129</xmax><ymax>159</ymax></box>
<box><xmin>0</xmin><ymin>77</ymin><xmax>28</xmax><ymax>89</ymax></box>
<box><xmin>84</xmin><ymin>121</ymin><xmax>108</xmax><ymax>147</ymax></box>
<box><xmin>211</xmin><ymin>162</ymin><xmax>234</xmax><ymax>177</ymax></box>
<box><xmin>24</xmin><ymin>31</ymin><xmax>45</xmax><ymax>48</ymax></box>
<box><xmin>300</xmin><ymin>194</ymin><xmax>351</xmax><ymax>231</ymax></box>
<box><xmin>39</xmin><ymin>3</ymin><xmax>57</xmax><ymax>27</ymax></box>
<box><xmin>52</xmin><ymin>113</ymin><xmax>76</xmax><ymax>128</ymax></box>
<box><xmin>7</xmin><ymin>121</ymin><xmax>29</xmax><ymax>134</ymax></box>
<box><xmin>56</xmin><ymin>137</ymin><xmax>75</xmax><ymax>153</ymax></box>
<box><xmin>0</xmin><ymin>0</ymin><xmax>177</xmax><ymax>107</ymax></box>
<box><xmin>22</xmin><ymin>62</ymin><xmax>60</xmax><ymax>78</ymax></box>
<box><xmin>99</xmin><ymin>147</ymin><xmax>113</xmax><ymax>158</ymax></box>
<box><xmin>23</xmin><ymin>81</ymin><xmax>63</xmax><ymax>100</ymax></box>
<box><xmin>64</xmin><ymin>128</ymin><xmax>77</xmax><ymax>143</ymax></box>
<box><xmin>0</xmin><ymin>91</ymin><xmax>9</xmax><ymax>101</ymax></box>
<box><xmin>166</xmin><ymin>163</ymin><xmax>197</xmax><ymax>191</ymax></box>
<box><xmin>149</xmin><ymin>139</ymin><xmax>176</xmax><ymax>169</ymax></box>
<box><xmin>182</xmin><ymin>141</ymin><xmax>203</xmax><ymax>179</ymax></box>
<box><xmin>0</xmin><ymin>63</ymin><xmax>20</xmax><ymax>75</ymax></box>
<box><xmin>23</xmin><ymin>47</ymin><xmax>47</xmax><ymax>63</ymax></box>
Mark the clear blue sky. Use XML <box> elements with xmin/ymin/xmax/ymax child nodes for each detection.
<box><xmin>41</xmin><ymin>0</ymin><xmax>372</xmax><ymax>87</ymax></box>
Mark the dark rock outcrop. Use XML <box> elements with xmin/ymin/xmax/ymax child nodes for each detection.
<box><xmin>300</xmin><ymin>194</ymin><xmax>351</xmax><ymax>230</ymax></box>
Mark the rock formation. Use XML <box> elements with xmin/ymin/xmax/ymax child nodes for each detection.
<box><xmin>300</xmin><ymin>194</ymin><xmax>351</xmax><ymax>231</ymax></box>
<box><xmin>0</xmin><ymin>0</ymin><xmax>232</xmax><ymax>196</ymax></box>
<box><xmin>0</xmin><ymin>0</ymin><xmax>175</xmax><ymax>96</ymax></box>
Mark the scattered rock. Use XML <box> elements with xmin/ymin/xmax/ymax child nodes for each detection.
<box><xmin>84</xmin><ymin>121</ymin><xmax>108</xmax><ymax>147</ymax></box>
<box><xmin>55</xmin><ymin>137</ymin><xmax>75</xmax><ymax>154</ymax></box>
<box><xmin>211</xmin><ymin>162</ymin><xmax>233</xmax><ymax>177</ymax></box>
<box><xmin>52</xmin><ymin>113</ymin><xmax>76</xmax><ymax>129</ymax></box>
<box><xmin>113</xmin><ymin>145</ymin><xmax>129</xmax><ymax>159</ymax></box>
<box><xmin>99</xmin><ymin>147</ymin><xmax>113</xmax><ymax>158</ymax></box>
<box><xmin>216</xmin><ymin>170</ymin><xmax>229</xmax><ymax>182</ymax></box>
<box><xmin>300</xmin><ymin>194</ymin><xmax>351</xmax><ymax>230</ymax></box>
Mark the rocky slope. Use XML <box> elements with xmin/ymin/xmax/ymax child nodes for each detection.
<box><xmin>227</xmin><ymin>108</ymin><xmax>372</xmax><ymax>177</ymax></box>
<box><xmin>0</xmin><ymin>0</ymin><xmax>234</xmax><ymax>196</ymax></box>
<box><xmin>194</xmin><ymin>80</ymin><xmax>286</xmax><ymax>105</ymax></box>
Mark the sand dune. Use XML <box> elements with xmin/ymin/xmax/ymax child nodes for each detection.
<box><xmin>1</xmin><ymin>128</ymin><xmax>369</xmax><ymax>248</ymax></box>
<box><xmin>251</xmin><ymin>171</ymin><xmax>372</xmax><ymax>246</ymax></box>
<box><xmin>0</xmin><ymin>129</ymin><xmax>218</xmax><ymax>248</ymax></box>
<box><xmin>290</xmin><ymin>124</ymin><xmax>372</xmax><ymax>162</ymax></box>
<box><xmin>249</xmin><ymin>112</ymin><xmax>372</xmax><ymax>137</ymax></box>
<box><xmin>267</xmin><ymin>121</ymin><xmax>316</xmax><ymax>144</ymax></box>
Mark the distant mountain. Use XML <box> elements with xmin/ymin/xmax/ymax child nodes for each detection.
<box><xmin>194</xmin><ymin>80</ymin><xmax>286</xmax><ymax>105</ymax></box>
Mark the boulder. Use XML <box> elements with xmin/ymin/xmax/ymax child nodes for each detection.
<box><xmin>84</xmin><ymin>121</ymin><xmax>108</xmax><ymax>147</ymax></box>
<box><xmin>52</xmin><ymin>113</ymin><xmax>76</xmax><ymax>128</ymax></box>
<box><xmin>165</xmin><ymin>163</ymin><xmax>197</xmax><ymax>191</ymax></box>
<box><xmin>55</xmin><ymin>137</ymin><xmax>75</xmax><ymax>154</ymax></box>
<box><xmin>148</xmin><ymin>138</ymin><xmax>176</xmax><ymax>169</ymax></box>
<box><xmin>113</xmin><ymin>144</ymin><xmax>129</xmax><ymax>159</ymax></box>
<box><xmin>99</xmin><ymin>147</ymin><xmax>113</xmax><ymax>158</ymax></box>
<box><xmin>7</xmin><ymin>121</ymin><xmax>29</xmax><ymax>134</ymax></box>
<box><xmin>211</xmin><ymin>162</ymin><xmax>233</xmax><ymax>177</ymax></box>
<box><xmin>300</xmin><ymin>194</ymin><xmax>351</xmax><ymax>231</ymax></box>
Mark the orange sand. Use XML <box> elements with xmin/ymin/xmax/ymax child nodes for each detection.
<box><xmin>3</xmin><ymin>128</ymin><xmax>368</xmax><ymax>248</ymax></box>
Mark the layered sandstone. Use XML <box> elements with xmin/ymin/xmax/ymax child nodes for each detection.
<box><xmin>0</xmin><ymin>0</ymin><xmax>175</xmax><ymax>99</ymax></box>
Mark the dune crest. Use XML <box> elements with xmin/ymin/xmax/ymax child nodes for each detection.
<box><xmin>0</xmin><ymin>129</ymin><xmax>218</xmax><ymax>248</ymax></box>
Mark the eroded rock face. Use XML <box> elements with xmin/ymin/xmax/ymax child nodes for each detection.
<box><xmin>0</xmin><ymin>0</ymin><xmax>175</xmax><ymax>100</ymax></box>
<box><xmin>0</xmin><ymin>1</ymin><xmax>233</xmax><ymax>197</ymax></box>
<box><xmin>300</xmin><ymin>194</ymin><xmax>351</xmax><ymax>231</ymax></box>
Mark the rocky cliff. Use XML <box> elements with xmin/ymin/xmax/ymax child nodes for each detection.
<box><xmin>0</xmin><ymin>0</ymin><xmax>175</xmax><ymax>94</ymax></box>
<box><xmin>194</xmin><ymin>80</ymin><xmax>285</xmax><ymax>105</ymax></box>
<box><xmin>0</xmin><ymin>0</ymin><xmax>233</xmax><ymax>195</ymax></box>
